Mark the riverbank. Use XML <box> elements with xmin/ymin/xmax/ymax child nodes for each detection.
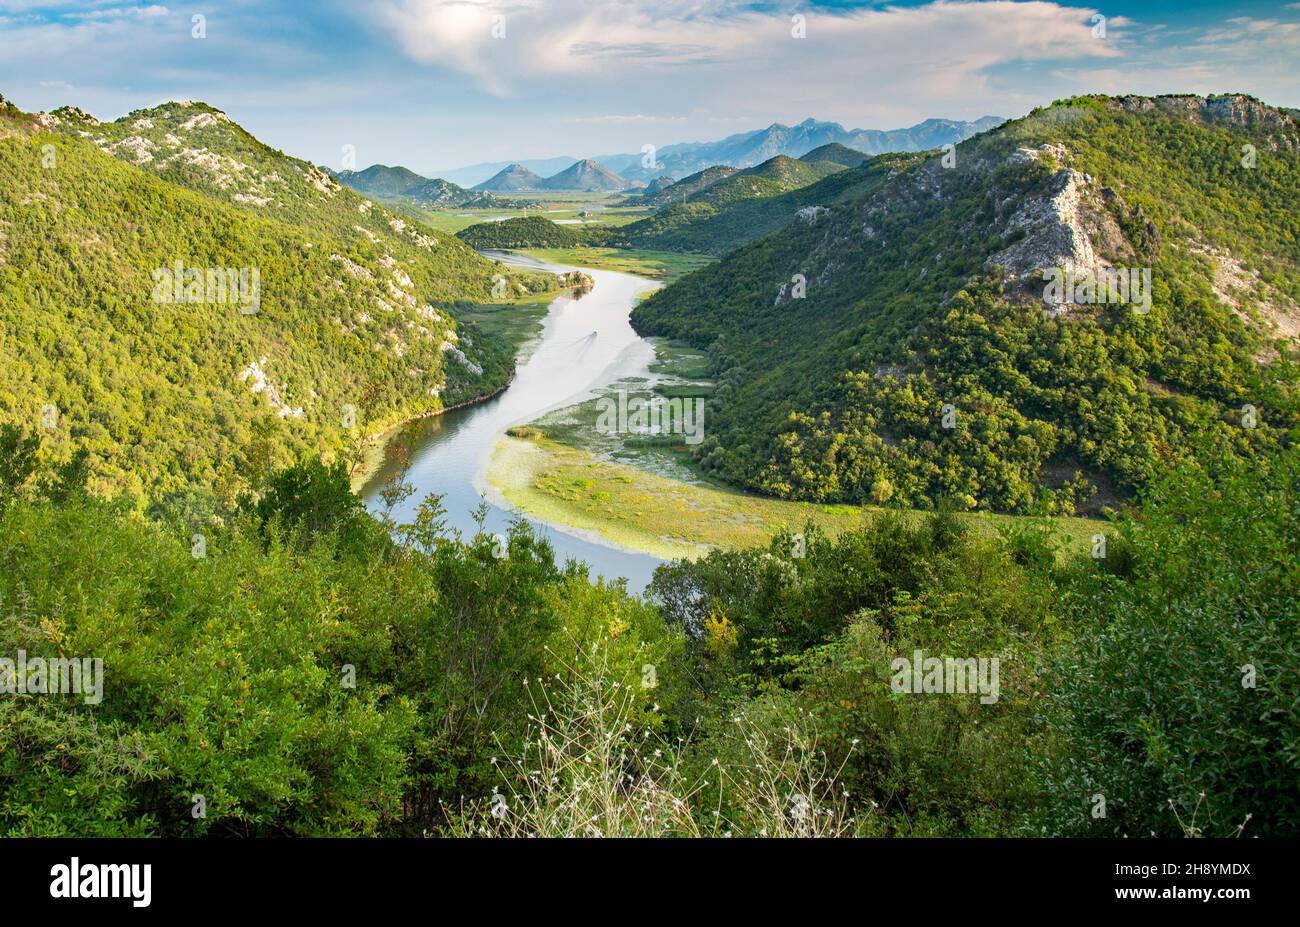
<box><xmin>486</xmin><ymin>435</ymin><xmax>1104</xmax><ymax>561</ymax></box>
<box><xmin>349</xmin><ymin>374</ymin><xmax>518</xmax><ymax>494</ymax></box>
<box><xmin>349</xmin><ymin>287</ymin><xmax>565</xmax><ymax>494</ymax></box>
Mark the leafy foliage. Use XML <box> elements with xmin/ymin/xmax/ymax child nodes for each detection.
<box><xmin>457</xmin><ymin>215</ymin><xmax>588</xmax><ymax>249</ymax></box>
<box><xmin>0</xmin><ymin>426</ymin><xmax>1294</xmax><ymax>836</ymax></box>
<box><xmin>1039</xmin><ymin>447</ymin><xmax>1300</xmax><ymax>836</ymax></box>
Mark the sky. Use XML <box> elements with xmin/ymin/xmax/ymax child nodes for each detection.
<box><xmin>1</xmin><ymin>0</ymin><xmax>1298</xmax><ymax>174</ymax></box>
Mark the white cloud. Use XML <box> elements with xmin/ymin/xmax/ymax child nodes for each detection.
<box><xmin>367</xmin><ymin>0</ymin><xmax>1121</xmax><ymax>123</ymax></box>
<box><xmin>67</xmin><ymin>5</ymin><xmax>170</xmax><ymax>20</ymax></box>
<box><xmin>373</xmin><ymin>0</ymin><xmax>527</xmax><ymax>95</ymax></box>
<box><xmin>1051</xmin><ymin>12</ymin><xmax>1300</xmax><ymax>104</ymax></box>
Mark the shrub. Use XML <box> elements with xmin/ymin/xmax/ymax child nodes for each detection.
<box><xmin>1039</xmin><ymin>446</ymin><xmax>1300</xmax><ymax>836</ymax></box>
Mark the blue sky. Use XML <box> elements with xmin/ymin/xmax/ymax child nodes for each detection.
<box><xmin>1</xmin><ymin>1</ymin><xmax>1298</xmax><ymax>174</ymax></box>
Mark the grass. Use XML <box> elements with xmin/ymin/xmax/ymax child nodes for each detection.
<box><xmin>519</xmin><ymin>247</ymin><xmax>715</xmax><ymax>283</ymax></box>
<box><xmin>459</xmin><ymin>626</ymin><xmax>857</xmax><ymax>837</ymax></box>
<box><xmin>648</xmin><ymin>338</ymin><xmax>713</xmax><ymax>378</ymax></box>
<box><xmin>487</xmin><ymin>436</ymin><xmax>1104</xmax><ymax>562</ymax></box>
<box><xmin>454</xmin><ymin>290</ymin><xmax>556</xmax><ymax>356</ymax></box>
<box><xmin>477</xmin><ymin>332</ymin><xmax>1105</xmax><ymax>564</ymax></box>
<box><xmin>520</xmin><ymin>338</ymin><xmax>714</xmax><ymax>484</ymax></box>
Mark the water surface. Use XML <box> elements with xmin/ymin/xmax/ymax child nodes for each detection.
<box><xmin>360</xmin><ymin>252</ymin><xmax>665</xmax><ymax>592</ymax></box>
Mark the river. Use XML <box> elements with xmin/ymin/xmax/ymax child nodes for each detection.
<box><xmin>359</xmin><ymin>252</ymin><xmax>666</xmax><ymax>593</ymax></box>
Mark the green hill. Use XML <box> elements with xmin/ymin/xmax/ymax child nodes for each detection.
<box><xmin>641</xmin><ymin>165</ymin><xmax>738</xmax><ymax>206</ymax></box>
<box><xmin>614</xmin><ymin>152</ymin><xmax>921</xmax><ymax>256</ymax></box>
<box><xmin>335</xmin><ymin>163</ymin><xmax>432</xmax><ymax>198</ymax></box>
<box><xmin>685</xmin><ymin>154</ymin><xmax>845</xmax><ymax>208</ymax></box>
<box><xmin>0</xmin><ymin>96</ymin><xmax>556</xmax><ymax>501</ymax></box>
<box><xmin>631</xmin><ymin>94</ymin><xmax>1300</xmax><ymax>514</ymax></box>
<box><xmin>611</xmin><ymin>152</ymin><xmax>856</xmax><ymax>255</ymax></box>
<box><xmin>456</xmin><ymin>215</ymin><xmax>590</xmax><ymax>249</ymax></box>
<box><xmin>800</xmin><ymin>142</ymin><xmax>871</xmax><ymax>168</ymax></box>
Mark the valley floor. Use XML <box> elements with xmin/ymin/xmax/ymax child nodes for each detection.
<box><xmin>517</xmin><ymin>247</ymin><xmax>714</xmax><ymax>282</ymax></box>
<box><xmin>477</xmin><ymin>285</ymin><xmax>1102</xmax><ymax>559</ymax></box>
<box><xmin>356</xmin><ymin>243</ymin><xmax>1103</xmax><ymax>561</ymax></box>
<box><xmin>486</xmin><ymin>433</ymin><xmax>1101</xmax><ymax>560</ymax></box>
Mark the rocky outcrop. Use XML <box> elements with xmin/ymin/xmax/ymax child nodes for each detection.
<box><xmin>1105</xmin><ymin>94</ymin><xmax>1299</xmax><ymax>151</ymax></box>
<box><xmin>988</xmin><ymin>153</ymin><xmax>1130</xmax><ymax>284</ymax></box>
<box><xmin>796</xmin><ymin>205</ymin><xmax>830</xmax><ymax>225</ymax></box>
<box><xmin>557</xmin><ymin>270</ymin><xmax>595</xmax><ymax>291</ymax></box>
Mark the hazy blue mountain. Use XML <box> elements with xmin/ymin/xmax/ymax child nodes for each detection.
<box><xmin>474</xmin><ymin>162</ymin><xmax>545</xmax><ymax>192</ymax></box>
<box><xmin>434</xmin><ymin>116</ymin><xmax>999</xmax><ymax>188</ymax></box>
<box><xmin>537</xmin><ymin>158</ymin><xmax>638</xmax><ymax>192</ymax></box>
<box><xmin>437</xmin><ymin>156</ymin><xmax>578</xmax><ymax>188</ymax></box>
<box><xmin>595</xmin><ymin>115</ymin><xmax>1004</xmax><ymax>181</ymax></box>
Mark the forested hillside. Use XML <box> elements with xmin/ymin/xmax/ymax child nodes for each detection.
<box><xmin>0</xmin><ymin>96</ymin><xmax>556</xmax><ymax>501</ymax></box>
<box><xmin>615</xmin><ymin>152</ymin><xmax>924</xmax><ymax>255</ymax></box>
<box><xmin>637</xmin><ymin>165</ymin><xmax>738</xmax><ymax>206</ymax></box>
<box><xmin>632</xmin><ymin>94</ymin><xmax>1300</xmax><ymax>513</ymax></box>
<box><xmin>677</xmin><ymin>154</ymin><xmax>847</xmax><ymax>208</ymax></box>
<box><xmin>457</xmin><ymin>215</ymin><xmax>588</xmax><ymax>249</ymax></box>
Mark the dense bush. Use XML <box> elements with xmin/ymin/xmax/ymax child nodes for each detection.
<box><xmin>456</xmin><ymin>216</ymin><xmax>590</xmax><ymax>249</ymax></box>
<box><xmin>0</xmin><ymin>445</ymin><xmax>679</xmax><ymax>835</ymax></box>
<box><xmin>2</xmin><ymin>416</ymin><xmax>1296</xmax><ymax>837</ymax></box>
<box><xmin>1039</xmin><ymin>445</ymin><xmax>1300</xmax><ymax>836</ymax></box>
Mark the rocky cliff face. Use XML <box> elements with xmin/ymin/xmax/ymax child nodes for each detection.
<box><xmin>986</xmin><ymin>147</ymin><xmax>1148</xmax><ymax>308</ymax></box>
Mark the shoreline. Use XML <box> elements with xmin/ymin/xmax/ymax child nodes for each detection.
<box><xmin>483</xmin><ymin>436</ymin><xmax>709</xmax><ymax>561</ymax></box>
<box><xmin>484</xmin><ymin>434</ymin><xmax>1107</xmax><ymax>561</ymax></box>
<box><xmin>349</xmin><ymin>371</ymin><xmax>517</xmax><ymax>494</ymax></box>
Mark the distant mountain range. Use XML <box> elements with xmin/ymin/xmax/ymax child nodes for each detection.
<box><xmin>597</xmin><ymin>116</ymin><xmax>1005</xmax><ymax>182</ymax></box>
<box><xmin>435</xmin><ymin>116</ymin><xmax>1003</xmax><ymax>187</ymax></box>
<box><xmin>454</xmin><ymin>143</ymin><xmax>891</xmax><ymax>254</ymax></box>
<box><xmin>474</xmin><ymin>158</ymin><xmax>642</xmax><ymax>193</ymax></box>
<box><xmin>435</xmin><ymin>156</ymin><xmax>582</xmax><ymax>189</ymax></box>
<box><xmin>327</xmin><ymin>164</ymin><xmax>509</xmax><ymax>207</ymax></box>
<box><xmin>335</xmin><ymin>115</ymin><xmax>1007</xmax><ymax>203</ymax></box>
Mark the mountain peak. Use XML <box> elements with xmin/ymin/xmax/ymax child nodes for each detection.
<box><xmin>538</xmin><ymin>157</ymin><xmax>634</xmax><ymax>192</ymax></box>
<box><xmin>474</xmin><ymin>162</ymin><xmax>545</xmax><ymax>192</ymax></box>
